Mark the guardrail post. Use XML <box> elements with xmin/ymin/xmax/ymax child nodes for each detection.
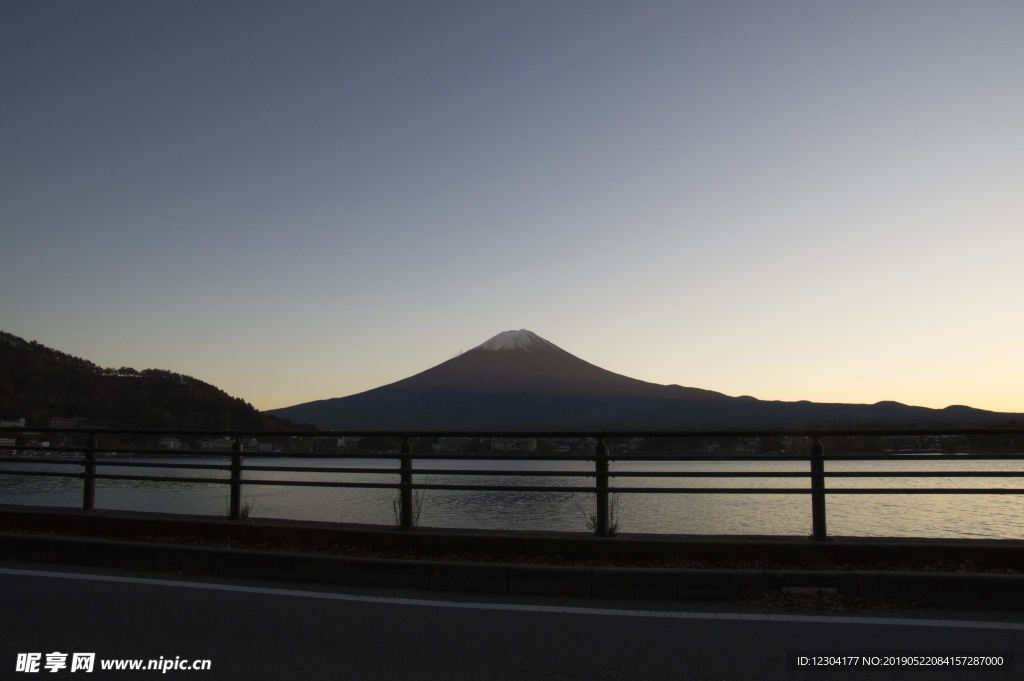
<box><xmin>594</xmin><ymin>436</ymin><xmax>609</xmax><ymax>537</ymax></box>
<box><xmin>229</xmin><ymin>437</ymin><xmax>243</xmax><ymax>520</ymax></box>
<box><xmin>82</xmin><ymin>434</ymin><xmax>96</xmax><ymax>511</ymax></box>
<box><xmin>810</xmin><ymin>436</ymin><xmax>827</xmax><ymax>540</ymax></box>
<box><xmin>399</xmin><ymin>437</ymin><xmax>413</xmax><ymax>529</ymax></box>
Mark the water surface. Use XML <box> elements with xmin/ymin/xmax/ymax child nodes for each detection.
<box><xmin>3</xmin><ymin>456</ymin><xmax>1023</xmax><ymax>538</ymax></box>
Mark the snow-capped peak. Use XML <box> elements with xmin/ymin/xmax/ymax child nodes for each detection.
<box><xmin>474</xmin><ymin>330</ymin><xmax>557</xmax><ymax>352</ymax></box>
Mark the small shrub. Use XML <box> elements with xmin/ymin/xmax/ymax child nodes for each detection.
<box><xmin>225</xmin><ymin>495</ymin><xmax>256</xmax><ymax>520</ymax></box>
<box><xmin>392</xmin><ymin>488</ymin><xmax>425</xmax><ymax>527</ymax></box>
<box><xmin>575</xmin><ymin>493</ymin><xmax>620</xmax><ymax>536</ymax></box>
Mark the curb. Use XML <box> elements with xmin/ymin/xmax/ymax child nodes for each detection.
<box><xmin>3</xmin><ymin>532</ymin><xmax>1024</xmax><ymax>609</ymax></box>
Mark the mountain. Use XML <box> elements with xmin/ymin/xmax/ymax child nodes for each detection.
<box><xmin>364</xmin><ymin>330</ymin><xmax>727</xmax><ymax>400</ymax></box>
<box><xmin>0</xmin><ymin>331</ymin><xmax>306</xmax><ymax>431</ymax></box>
<box><xmin>267</xmin><ymin>330</ymin><xmax>1022</xmax><ymax>430</ymax></box>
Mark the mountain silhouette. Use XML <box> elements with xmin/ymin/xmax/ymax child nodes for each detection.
<box><xmin>361</xmin><ymin>330</ymin><xmax>727</xmax><ymax>400</ymax></box>
<box><xmin>267</xmin><ymin>330</ymin><xmax>1021</xmax><ymax>430</ymax></box>
<box><xmin>0</xmin><ymin>330</ymin><xmax>308</xmax><ymax>431</ymax></box>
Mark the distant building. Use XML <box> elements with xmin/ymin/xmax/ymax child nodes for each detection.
<box><xmin>48</xmin><ymin>417</ymin><xmax>79</xmax><ymax>429</ymax></box>
<box><xmin>882</xmin><ymin>436</ymin><xmax>942</xmax><ymax>453</ymax></box>
<box><xmin>433</xmin><ymin>437</ymin><xmax>470</xmax><ymax>453</ymax></box>
<box><xmin>158</xmin><ymin>437</ymin><xmax>182</xmax><ymax>451</ymax></box>
<box><xmin>0</xmin><ymin>437</ymin><xmax>16</xmax><ymax>449</ymax></box>
<box><xmin>200</xmin><ymin>437</ymin><xmax>233</xmax><ymax>452</ymax></box>
<box><xmin>552</xmin><ymin>437</ymin><xmax>593</xmax><ymax>453</ymax></box>
<box><xmin>615</xmin><ymin>437</ymin><xmax>646</xmax><ymax>452</ymax></box>
<box><xmin>729</xmin><ymin>438</ymin><xmax>761</xmax><ymax>454</ymax></box>
<box><xmin>491</xmin><ymin>438</ymin><xmax>537</xmax><ymax>452</ymax></box>
<box><xmin>241</xmin><ymin>438</ymin><xmax>261</xmax><ymax>453</ymax></box>
<box><xmin>0</xmin><ymin>418</ymin><xmax>26</xmax><ymax>428</ymax></box>
<box><xmin>314</xmin><ymin>437</ymin><xmax>343</xmax><ymax>454</ymax></box>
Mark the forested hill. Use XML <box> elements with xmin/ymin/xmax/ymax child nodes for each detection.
<box><xmin>0</xmin><ymin>331</ymin><xmax>306</xmax><ymax>430</ymax></box>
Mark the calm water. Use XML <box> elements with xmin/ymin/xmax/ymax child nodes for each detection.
<box><xmin>3</xmin><ymin>456</ymin><xmax>1024</xmax><ymax>539</ymax></box>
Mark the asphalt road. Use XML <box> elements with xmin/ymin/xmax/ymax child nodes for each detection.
<box><xmin>1</xmin><ymin>562</ymin><xmax>1022</xmax><ymax>680</ymax></box>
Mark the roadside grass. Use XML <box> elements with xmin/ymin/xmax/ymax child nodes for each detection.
<box><xmin>574</xmin><ymin>493</ymin><xmax>621</xmax><ymax>536</ymax></box>
<box><xmin>224</xmin><ymin>495</ymin><xmax>256</xmax><ymax>520</ymax></box>
<box><xmin>392</xmin><ymin>488</ymin><xmax>425</xmax><ymax>528</ymax></box>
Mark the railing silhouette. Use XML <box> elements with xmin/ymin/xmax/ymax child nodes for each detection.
<box><xmin>2</xmin><ymin>426</ymin><xmax>1023</xmax><ymax>540</ymax></box>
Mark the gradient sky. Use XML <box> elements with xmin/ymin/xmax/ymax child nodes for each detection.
<box><xmin>2</xmin><ymin>1</ymin><xmax>1022</xmax><ymax>413</ymax></box>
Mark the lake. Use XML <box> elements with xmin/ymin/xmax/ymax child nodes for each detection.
<box><xmin>3</xmin><ymin>456</ymin><xmax>1023</xmax><ymax>539</ymax></box>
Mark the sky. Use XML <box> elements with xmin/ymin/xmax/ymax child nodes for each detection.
<box><xmin>1</xmin><ymin>1</ymin><xmax>1022</xmax><ymax>413</ymax></box>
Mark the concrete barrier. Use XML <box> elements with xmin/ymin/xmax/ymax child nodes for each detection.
<box><xmin>677</xmin><ymin>569</ymin><xmax>765</xmax><ymax>601</ymax></box>
<box><xmin>508</xmin><ymin>565</ymin><xmax>591</xmax><ymax>597</ymax></box>
<box><xmin>5</xmin><ymin>531</ymin><xmax>1024</xmax><ymax>609</ymax></box>
<box><xmin>4</xmin><ymin>504</ymin><xmax>1024</xmax><ymax>570</ymax></box>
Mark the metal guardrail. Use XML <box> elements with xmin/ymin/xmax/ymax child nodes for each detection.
<box><xmin>1</xmin><ymin>427</ymin><xmax>1023</xmax><ymax>539</ymax></box>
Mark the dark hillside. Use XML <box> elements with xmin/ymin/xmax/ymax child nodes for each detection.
<box><xmin>0</xmin><ymin>331</ymin><xmax>305</xmax><ymax>430</ymax></box>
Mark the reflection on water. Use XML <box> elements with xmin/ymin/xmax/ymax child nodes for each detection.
<box><xmin>3</xmin><ymin>457</ymin><xmax>1024</xmax><ymax>539</ymax></box>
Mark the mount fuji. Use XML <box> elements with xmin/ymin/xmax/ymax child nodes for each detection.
<box><xmin>266</xmin><ymin>330</ymin><xmax>1017</xmax><ymax>430</ymax></box>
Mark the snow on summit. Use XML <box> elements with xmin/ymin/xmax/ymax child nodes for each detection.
<box><xmin>474</xmin><ymin>330</ymin><xmax>557</xmax><ymax>352</ymax></box>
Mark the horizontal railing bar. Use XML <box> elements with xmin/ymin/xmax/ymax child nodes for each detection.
<box><xmin>327</xmin><ymin>453</ymin><xmax>1024</xmax><ymax>462</ymax></box>
<box><xmin>6</xmin><ymin>468</ymin><xmax>1024</xmax><ymax>494</ymax></box>
<box><xmin>88</xmin><ymin>461</ymin><xmax>232</xmax><ymax>471</ymax></box>
<box><xmin>0</xmin><ymin>457</ymin><xmax>84</xmax><ymax>465</ymax></box>
<box><xmin>0</xmin><ymin>449</ymin><xmax>602</xmax><ymax>461</ymax></box>
<box><xmin>3</xmin><ymin>448</ymin><xmax>826</xmax><ymax>461</ymax></box>
<box><xmin>821</xmin><ymin>471</ymin><xmax>1024</xmax><ymax>477</ymax></box>
<box><xmin>233</xmin><ymin>465</ymin><xmax>396</xmax><ymax>474</ymax></box>
<box><xmin>0</xmin><ymin>458</ymin><xmax>240</xmax><ymax>471</ymax></box>
<box><xmin>7</xmin><ymin>450</ymin><xmax>1024</xmax><ymax>463</ymax></box>
<box><xmin>610</xmin><ymin>489</ymin><xmax>1024</xmax><ymax>493</ymax></box>
<box><xmin>0</xmin><ymin>470</ymin><xmax>87</xmax><ymax>479</ymax></box>
<box><xmin>221</xmin><ymin>479</ymin><xmax>402</xmax><ymax>489</ymax></box>
<box><xmin>214</xmin><ymin>479</ymin><xmax>396</xmax><ymax>489</ymax></box>
<box><xmin>608</xmin><ymin>471</ymin><xmax>1024</xmax><ymax>478</ymax></box>
<box><xmin>3</xmin><ymin>427</ymin><xmax>1023</xmax><ymax>438</ymax></box>
<box><xmin>242</xmin><ymin>466</ymin><xmax>582</xmax><ymax>476</ymax></box>
<box><xmin>174</xmin><ymin>469</ymin><xmax>1024</xmax><ymax>479</ymax></box>
<box><xmin>85</xmin><ymin>474</ymin><xmax>399</xmax><ymax>489</ymax></box>
<box><xmin>0</xmin><ymin>460</ymin><xmax>398</xmax><ymax>472</ymax></box>
<box><xmin>386</xmin><ymin>485</ymin><xmax>1024</xmax><ymax>494</ymax></box>
<box><xmin>5</xmin><ymin>464</ymin><xmax>1024</xmax><ymax>478</ymax></box>
<box><xmin>790</xmin><ymin>454</ymin><xmax>1024</xmax><ymax>461</ymax></box>
<box><xmin>9</xmin><ymin>460</ymin><xmax>234</xmax><ymax>471</ymax></box>
<box><xmin>84</xmin><ymin>474</ymin><xmax>232</xmax><ymax>485</ymax></box>
<box><xmin>73</xmin><ymin>473</ymin><xmax>400</xmax><ymax>489</ymax></box>
<box><xmin>83</xmin><ymin>477</ymin><xmax>1024</xmax><ymax>494</ymax></box>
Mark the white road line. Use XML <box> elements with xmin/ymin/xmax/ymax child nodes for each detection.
<box><xmin>2</xmin><ymin>567</ymin><xmax>1022</xmax><ymax>631</ymax></box>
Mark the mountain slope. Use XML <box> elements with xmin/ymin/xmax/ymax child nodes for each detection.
<box><xmin>0</xmin><ymin>331</ymin><xmax>305</xmax><ymax>430</ymax></box>
<box><xmin>268</xmin><ymin>330</ymin><xmax>1021</xmax><ymax>430</ymax></box>
<box><xmin>369</xmin><ymin>330</ymin><xmax>727</xmax><ymax>400</ymax></box>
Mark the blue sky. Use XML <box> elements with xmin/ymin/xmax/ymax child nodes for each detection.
<box><xmin>2</xmin><ymin>1</ymin><xmax>1022</xmax><ymax>412</ymax></box>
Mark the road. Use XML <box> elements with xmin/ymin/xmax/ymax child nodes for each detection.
<box><xmin>1</xmin><ymin>561</ymin><xmax>1021</xmax><ymax>680</ymax></box>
